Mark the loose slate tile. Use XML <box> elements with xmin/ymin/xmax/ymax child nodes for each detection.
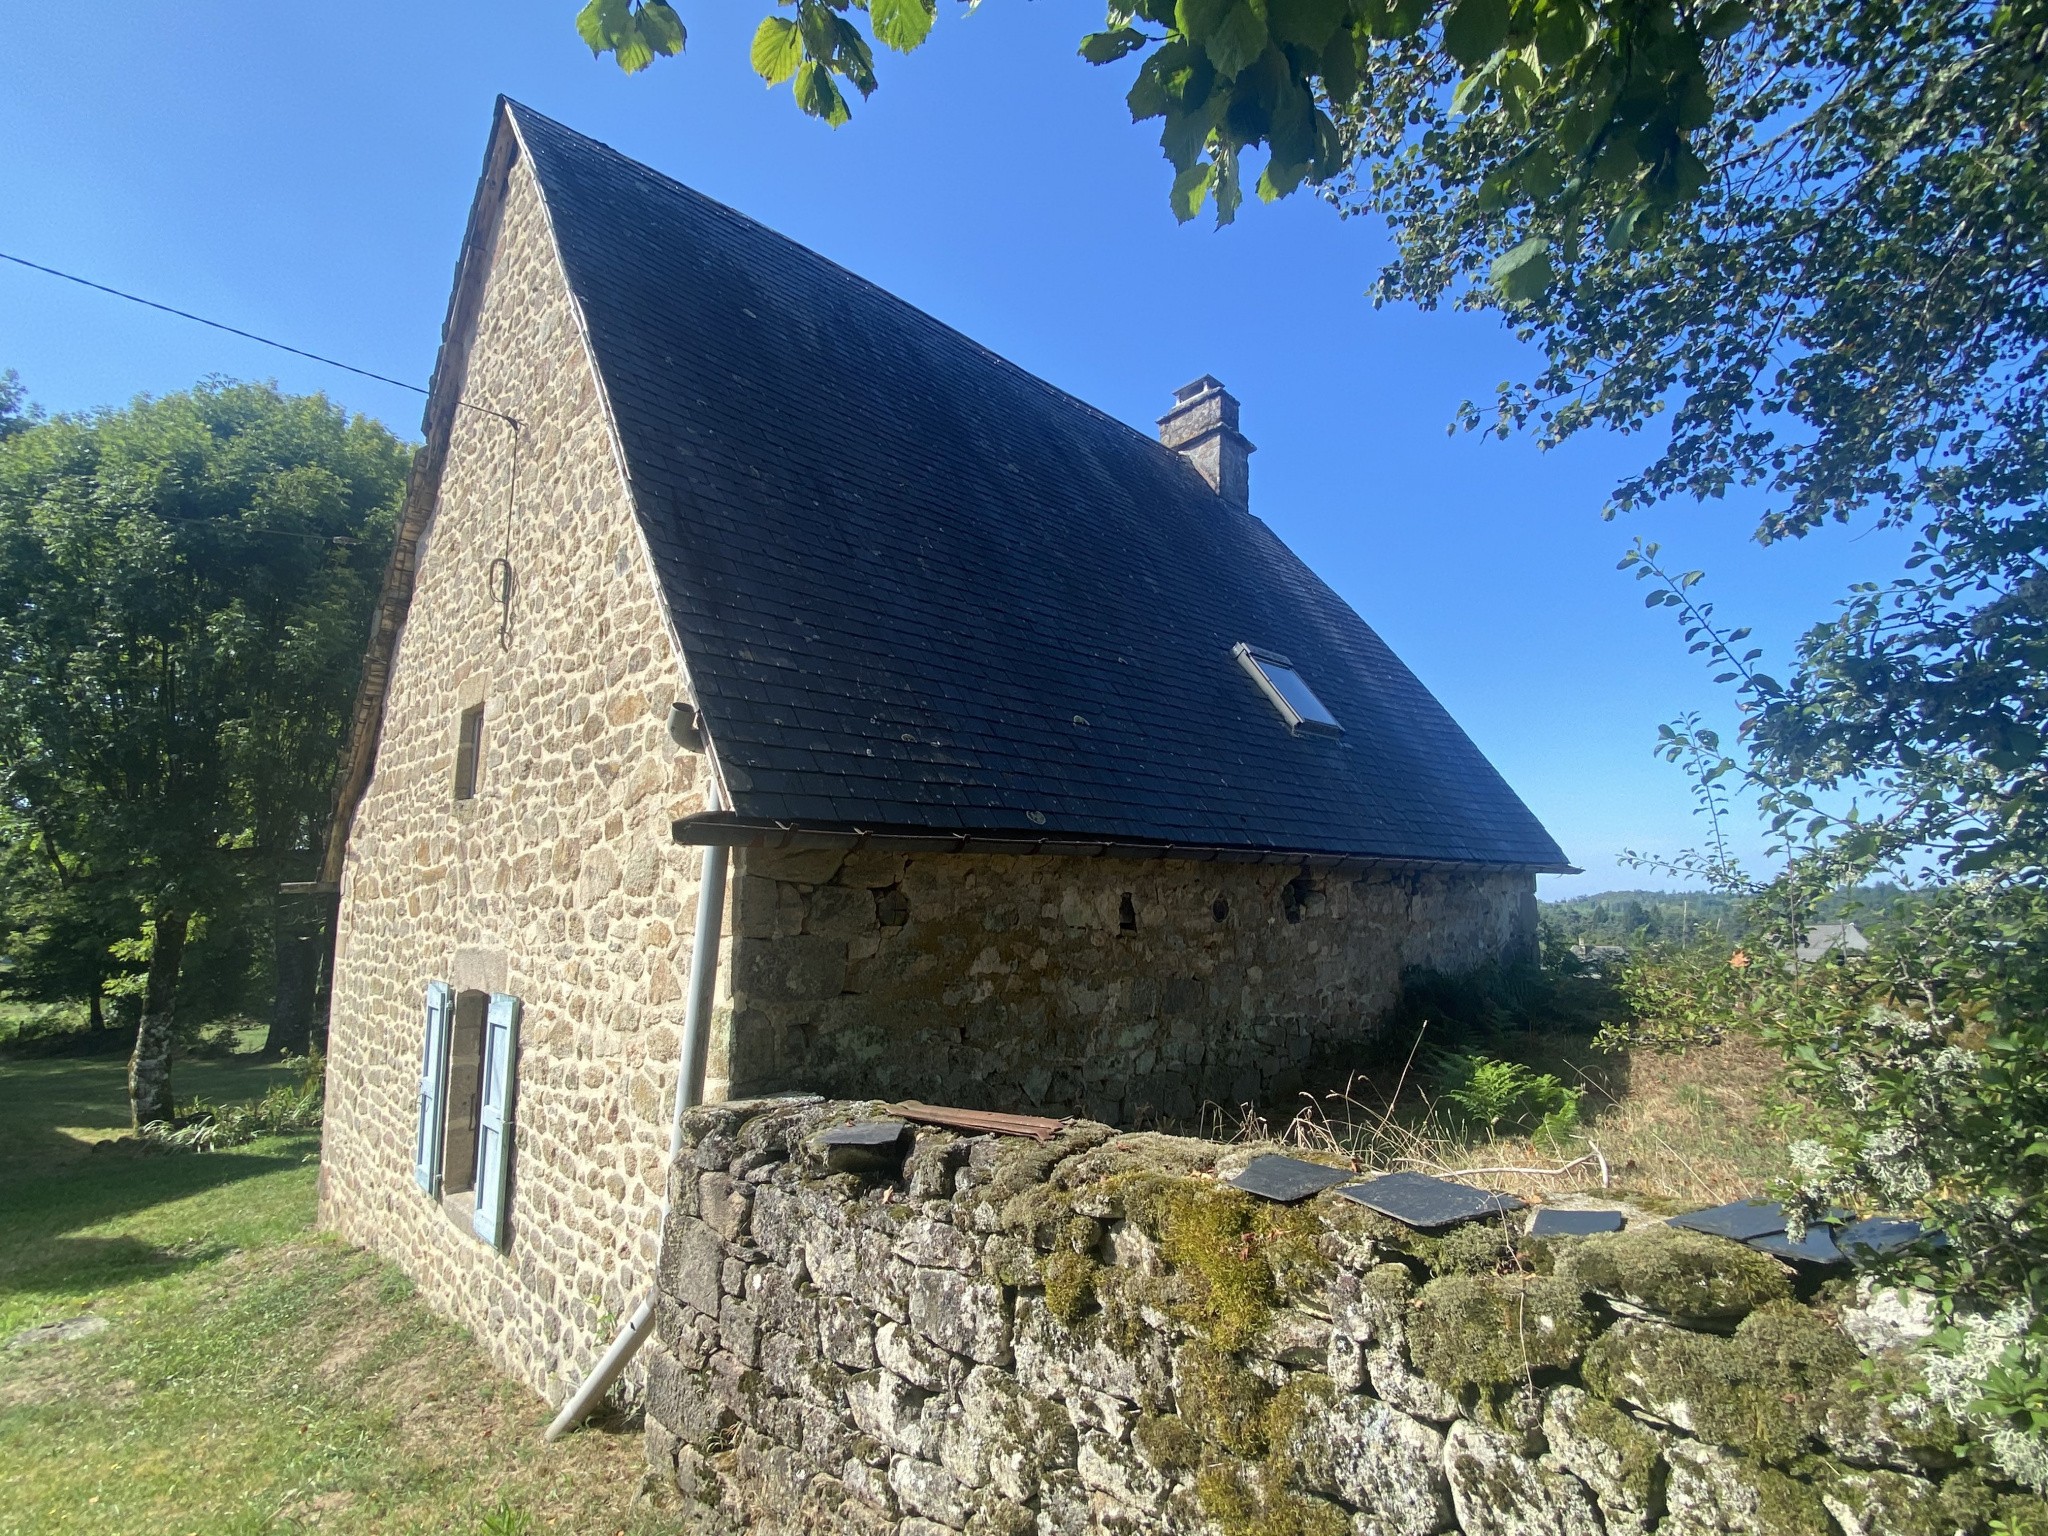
<box><xmin>819</xmin><ymin>1119</ymin><xmax>910</xmax><ymax>1147</ymax></box>
<box><xmin>1668</xmin><ymin>1199</ymin><xmax>1789</xmax><ymax>1243</ymax></box>
<box><xmin>1750</xmin><ymin>1225</ymin><xmax>1846</xmax><ymax>1266</ymax></box>
<box><xmin>1336</xmin><ymin>1172</ymin><xmax>1526</xmax><ymax>1229</ymax></box>
<box><xmin>1229</xmin><ymin>1153</ymin><xmax>1356</xmax><ymax>1204</ymax></box>
<box><xmin>1525</xmin><ymin>1208</ymin><xmax>1626</xmax><ymax>1239</ymax></box>
<box><xmin>817</xmin><ymin>1119</ymin><xmax>911</xmax><ymax>1174</ymax></box>
<box><xmin>1838</xmin><ymin>1217</ymin><xmax>1939</xmax><ymax>1261</ymax></box>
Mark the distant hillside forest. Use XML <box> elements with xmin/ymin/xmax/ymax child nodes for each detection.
<box><xmin>1541</xmin><ymin>886</ymin><xmax>1927</xmax><ymax>949</ymax></box>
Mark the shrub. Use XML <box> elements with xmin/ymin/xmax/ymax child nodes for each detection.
<box><xmin>1430</xmin><ymin>1052</ymin><xmax>1582</xmax><ymax>1148</ymax></box>
<box><xmin>141</xmin><ymin>1047</ymin><xmax>325</xmax><ymax>1150</ymax></box>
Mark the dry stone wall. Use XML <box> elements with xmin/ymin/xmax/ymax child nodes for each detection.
<box><xmin>645</xmin><ymin>1096</ymin><xmax>2048</xmax><ymax>1536</ymax></box>
<box><xmin>320</xmin><ymin>148</ymin><xmax>714</xmax><ymax>1401</ymax></box>
<box><xmin>721</xmin><ymin>851</ymin><xmax>1537</xmax><ymax>1125</ymax></box>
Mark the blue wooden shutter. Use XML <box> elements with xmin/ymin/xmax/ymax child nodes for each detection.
<box><xmin>472</xmin><ymin>993</ymin><xmax>522</xmax><ymax>1249</ymax></box>
<box><xmin>413</xmin><ymin>981</ymin><xmax>454</xmax><ymax>1193</ymax></box>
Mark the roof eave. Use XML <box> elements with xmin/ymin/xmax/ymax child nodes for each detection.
<box><xmin>671</xmin><ymin>810</ymin><xmax>1578</xmax><ymax>877</ymax></box>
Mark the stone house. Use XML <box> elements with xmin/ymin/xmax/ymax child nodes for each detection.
<box><xmin>316</xmin><ymin>100</ymin><xmax>1568</xmax><ymax>1403</ymax></box>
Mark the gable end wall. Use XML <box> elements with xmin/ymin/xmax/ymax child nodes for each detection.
<box><xmin>319</xmin><ymin>149</ymin><xmax>720</xmax><ymax>1402</ymax></box>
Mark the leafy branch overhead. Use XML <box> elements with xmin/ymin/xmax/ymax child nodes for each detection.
<box><xmin>575</xmin><ymin>0</ymin><xmax>1742</xmax><ymax>261</ymax></box>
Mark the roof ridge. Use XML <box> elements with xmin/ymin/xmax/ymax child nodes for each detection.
<box><xmin>499</xmin><ymin>98</ymin><xmax>1214</xmax><ymax>488</ymax></box>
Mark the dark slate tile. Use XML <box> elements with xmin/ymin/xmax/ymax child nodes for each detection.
<box><xmin>818</xmin><ymin>1119</ymin><xmax>910</xmax><ymax>1147</ymax></box>
<box><xmin>1668</xmin><ymin>1200</ymin><xmax>1790</xmax><ymax>1243</ymax></box>
<box><xmin>1525</xmin><ymin>1208</ymin><xmax>1626</xmax><ymax>1239</ymax></box>
<box><xmin>1227</xmin><ymin>1154</ymin><xmax>1355</xmax><ymax>1204</ymax></box>
<box><xmin>1838</xmin><ymin>1217</ymin><xmax>1941</xmax><ymax>1261</ymax></box>
<box><xmin>1335</xmin><ymin>1172</ymin><xmax>1526</xmax><ymax>1229</ymax></box>
<box><xmin>1750</xmin><ymin>1225</ymin><xmax>1846</xmax><ymax>1266</ymax></box>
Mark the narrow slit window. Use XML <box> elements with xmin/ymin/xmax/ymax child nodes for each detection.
<box><xmin>1233</xmin><ymin>644</ymin><xmax>1342</xmax><ymax>736</ymax></box>
<box><xmin>453</xmin><ymin>703</ymin><xmax>485</xmax><ymax>800</ymax></box>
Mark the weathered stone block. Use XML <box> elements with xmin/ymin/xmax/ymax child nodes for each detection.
<box><xmin>1076</xmin><ymin>1430</ymin><xmax>1175</xmax><ymax>1509</ymax></box>
<box><xmin>1840</xmin><ymin>1279</ymin><xmax>1940</xmax><ymax>1356</ymax></box>
<box><xmin>1660</xmin><ymin>1438</ymin><xmax>1832</xmax><ymax>1536</ymax></box>
<box><xmin>1582</xmin><ymin>1303</ymin><xmax>1856</xmax><ymax>1466</ymax></box>
<box><xmin>847</xmin><ymin>1369</ymin><xmax>929</xmax><ymax>1459</ymax></box>
<box><xmin>1292</xmin><ymin>1392</ymin><xmax>1451</xmax><ymax>1536</ymax></box>
<box><xmin>1332</xmin><ymin>1264</ymin><xmax>1464</xmax><ymax>1423</ymax></box>
<box><xmin>697</xmin><ymin>1171</ymin><xmax>751</xmax><ymax>1242</ymax></box>
<box><xmin>893</xmin><ymin>1213</ymin><xmax>981</xmax><ymax>1272</ymax></box>
<box><xmin>1444</xmin><ymin>1419</ymin><xmax>1603</xmax><ymax>1536</ymax></box>
<box><xmin>1015</xmin><ymin>1297</ymin><xmax>1170</xmax><ymax>1411</ymax></box>
<box><xmin>808</xmin><ymin>884</ymin><xmax>877</xmax><ymax>939</ymax></box>
<box><xmin>665</xmin><ymin>1216</ymin><xmax>724</xmax><ymax>1319</ymax></box>
<box><xmin>881</xmin><ymin>1318</ymin><xmax>963</xmax><ymax>1393</ymax></box>
<box><xmin>1819</xmin><ymin>1353</ymin><xmax>1964</xmax><ymax>1474</ymax></box>
<box><xmin>750</xmin><ymin>1183</ymin><xmax>804</xmax><ymax>1262</ymax></box>
<box><xmin>758</xmin><ymin>934</ymin><xmax>849</xmax><ymax>1001</ymax></box>
<box><xmin>910</xmin><ymin>1268</ymin><xmax>1012</xmax><ymax>1364</ymax></box>
<box><xmin>891</xmin><ymin>1454</ymin><xmax>975</xmax><ymax>1527</ymax></box>
<box><xmin>819</xmin><ymin>1293</ymin><xmax>881</xmax><ymax>1370</ymax></box>
<box><xmin>1539</xmin><ymin>1385</ymin><xmax>1665</xmax><ymax>1536</ymax></box>
<box><xmin>646</xmin><ymin>1343</ymin><xmax>734</xmax><ymax>1448</ymax></box>
<box><xmin>718</xmin><ymin>1294</ymin><xmax>759</xmax><ymax>1367</ymax></box>
<box><xmin>853</xmin><ymin>1228</ymin><xmax>912</xmax><ymax>1322</ymax></box>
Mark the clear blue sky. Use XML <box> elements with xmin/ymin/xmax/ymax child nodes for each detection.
<box><xmin>0</xmin><ymin>3</ymin><xmax>1909</xmax><ymax>896</ymax></box>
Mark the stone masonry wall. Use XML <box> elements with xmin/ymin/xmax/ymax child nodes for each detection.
<box><xmin>719</xmin><ymin>850</ymin><xmax>1536</xmax><ymax>1126</ymax></box>
<box><xmin>646</xmin><ymin>1096</ymin><xmax>2047</xmax><ymax>1536</ymax></box>
<box><xmin>320</xmin><ymin>147</ymin><xmax>717</xmax><ymax>1402</ymax></box>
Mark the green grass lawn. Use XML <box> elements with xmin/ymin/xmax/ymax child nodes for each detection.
<box><xmin>0</xmin><ymin>1046</ymin><xmax>666</xmax><ymax>1536</ymax></box>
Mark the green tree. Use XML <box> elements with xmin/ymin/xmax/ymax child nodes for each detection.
<box><xmin>0</xmin><ymin>379</ymin><xmax>405</xmax><ymax>1125</ymax></box>
<box><xmin>0</xmin><ymin>369</ymin><xmax>36</xmax><ymax>440</ymax></box>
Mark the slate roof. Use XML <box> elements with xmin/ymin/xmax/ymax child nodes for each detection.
<box><xmin>505</xmin><ymin>102</ymin><xmax>1568</xmax><ymax>870</ymax></box>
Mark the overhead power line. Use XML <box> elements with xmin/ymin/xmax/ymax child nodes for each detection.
<box><xmin>0</xmin><ymin>249</ymin><xmax>519</xmax><ymax>428</ymax></box>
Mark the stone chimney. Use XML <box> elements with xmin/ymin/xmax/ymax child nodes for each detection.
<box><xmin>1158</xmin><ymin>375</ymin><xmax>1254</xmax><ymax>506</ymax></box>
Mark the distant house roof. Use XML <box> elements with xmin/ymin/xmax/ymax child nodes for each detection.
<box><xmin>366</xmin><ymin>102</ymin><xmax>1569</xmax><ymax>873</ymax></box>
<box><xmin>1797</xmin><ymin>923</ymin><xmax>1869</xmax><ymax>964</ymax></box>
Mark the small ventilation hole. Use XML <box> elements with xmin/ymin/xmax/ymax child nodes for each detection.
<box><xmin>1283</xmin><ymin>875</ymin><xmax>1312</xmax><ymax>924</ymax></box>
<box><xmin>1118</xmin><ymin>893</ymin><xmax>1137</xmax><ymax>932</ymax></box>
<box><xmin>1212</xmin><ymin>896</ymin><xmax>1229</xmax><ymax>923</ymax></box>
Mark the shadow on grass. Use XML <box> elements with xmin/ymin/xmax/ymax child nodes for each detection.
<box><xmin>0</xmin><ymin>1051</ymin><xmax>317</xmax><ymax>1312</ymax></box>
<box><xmin>2</xmin><ymin>1231</ymin><xmax>246</xmax><ymax>1303</ymax></box>
<box><xmin>0</xmin><ymin>1139</ymin><xmax>313</xmax><ymax>1241</ymax></box>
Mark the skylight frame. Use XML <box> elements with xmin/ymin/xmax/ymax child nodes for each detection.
<box><xmin>1234</xmin><ymin>643</ymin><xmax>1343</xmax><ymax>737</ymax></box>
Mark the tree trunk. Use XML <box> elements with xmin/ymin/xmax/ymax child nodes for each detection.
<box><xmin>263</xmin><ymin>902</ymin><xmax>320</xmax><ymax>1058</ymax></box>
<box><xmin>309</xmin><ymin>890</ymin><xmax>338</xmax><ymax>1056</ymax></box>
<box><xmin>88</xmin><ymin>985</ymin><xmax>105</xmax><ymax>1034</ymax></box>
<box><xmin>129</xmin><ymin>910</ymin><xmax>188</xmax><ymax>1129</ymax></box>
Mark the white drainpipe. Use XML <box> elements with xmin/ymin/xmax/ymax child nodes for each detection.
<box><xmin>545</xmin><ymin>780</ymin><xmax>730</xmax><ymax>1441</ymax></box>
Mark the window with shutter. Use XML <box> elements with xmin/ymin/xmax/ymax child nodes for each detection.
<box><xmin>472</xmin><ymin>992</ymin><xmax>522</xmax><ymax>1250</ymax></box>
<box><xmin>413</xmin><ymin>982</ymin><xmax>454</xmax><ymax>1193</ymax></box>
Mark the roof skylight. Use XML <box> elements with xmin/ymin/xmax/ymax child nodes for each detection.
<box><xmin>1235</xmin><ymin>643</ymin><xmax>1343</xmax><ymax>736</ymax></box>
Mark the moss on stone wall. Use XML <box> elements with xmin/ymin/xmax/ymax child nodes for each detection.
<box><xmin>1556</xmin><ymin>1223</ymin><xmax>1792</xmax><ymax>1326</ymax></box>
<box><xmin>647</xmin><ymin>1103</ymin><xmax>2039</xmax><ymax>1536</ymax></box>
<box><xmin>1409</xmin><ymin>1272</ymin><xmax>1595</xmax><ymax>1396</ymax></box>
<box><xmin>1194</xmin><ymin>1465</ymin><xmax>1350</xmax><ymax>1536</ymax></box>
<box><xmin>1118</xmin><ymin>1175</ymin><xmax>1326</xmax><ymax>1351</ymax></box>
<box><xmin>1042</xmin><ymin>1248</ymin><xmax>1100</xmax><ymax>1326</ymax></box>
<box><xmin>1583</xmin><ymin>1301</ymin><xmax>1858</xmax><ymax>1465</ymax></box>
<box><xmin>1174</xmin><ymin>1341</ymin><xmax>1274</xmax><ymax>1458</ymax></box>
